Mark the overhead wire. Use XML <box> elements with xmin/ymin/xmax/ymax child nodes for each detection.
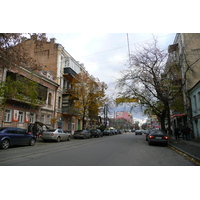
<box><xmin>74</xmin><ymin>33</ymin><xmax>176</xmax><ymax>66</ymax></box>
<box><xmin>75</xmin><ymin>33</ymin><xmax>175</xmax><ymax>59</ymax></box>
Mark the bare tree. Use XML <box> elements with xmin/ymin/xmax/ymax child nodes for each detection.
<box><xmin>116</xmin><ymin>38</ymin><xmax>187</xmax><ymax>134</ymax></box>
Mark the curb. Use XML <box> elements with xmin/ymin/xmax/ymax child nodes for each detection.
<box><xmin>168</xmin><ymin>143</ymin><xmax>200</xmax><ymax>166</ymax></box>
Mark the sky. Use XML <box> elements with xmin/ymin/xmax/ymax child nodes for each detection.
<box><xmin>46</xmin><ymin>33</ymin><xmax>176</xmax><ymax>123</ymax></box>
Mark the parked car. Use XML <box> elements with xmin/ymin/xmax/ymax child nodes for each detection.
<box><xmin>117</xmin><ymin>129</ymin><xmax>122</xmax><ymax>134</ymax></box>
<box><xmin>103</xmin><ymin>129</ymin><xmax>112</xmax><ymax>136</ymax></box>
<box><xmin>145</xmin><ymin>130</ymin><xmax>152</xmax><ymax>141</ymax></box>
<box><xmin>147</xmin><ymin>130</ymin><xmax>168</xmax><ymax>146</ymax></box>
<box><xmin>110</xmin><ymin>129</ymin><xmax>116</xmax><ymax>135</ymax></box>
<box><xmin>73</xmin><ymin>130</ymin><xmax>91</xmax><ymax>139</ymax></box>
<box><xmin>0</xmin><ymin>127</ymin><xmax>36</xmax><ymax>150</ymax></box>
<box><xmin>41</xmin><ymin>129</ymin><xmax>71</xmax><ymax>142</ymax></box>
<box><xmin>90</xmin><ymin>129</ymin><xmax>103</xmax><ymax>137</ymax></box>
<box><xmin>135</xmin><ymin>130</ymin><xmax>142</xmax><ymax>135</ymax></box>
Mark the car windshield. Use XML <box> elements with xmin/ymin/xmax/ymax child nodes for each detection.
<box><xmin>0</xmin><ymin>127</ymin><xmax>7</xmax><ymax>131</ymax></box>
<box><xmin>47</xmin><ymin>129</ymin><xmax>56</xmax><ymax>132</ymax></box>
<box><xmin>151</xmin><ymin>130</ymin><xmax>165</xmax><ymax>135</ymax></box>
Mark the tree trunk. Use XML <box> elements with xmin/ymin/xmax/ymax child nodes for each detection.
<box><xmin>159</xmin><ymin>110</ymin><xmax>167</xmax><ymax>133</ymax></box>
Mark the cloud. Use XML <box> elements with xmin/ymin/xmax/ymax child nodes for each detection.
<box><xmin>46</xmin><ymin>33</ymin><xmax>176</xmax><ymax>120</ymax></box>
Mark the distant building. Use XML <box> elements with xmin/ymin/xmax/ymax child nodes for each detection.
<box><xmin>116</xmin><ymin>111</ymin><xmax>133</xmax><ymax>123</ymax></box>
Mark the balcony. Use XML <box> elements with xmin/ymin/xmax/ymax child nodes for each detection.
<box><xmin>62</xmin><ymin>106</ymin><xmax>79</xmax><ymax>116</ymax></box>
<box><xmin>62</xmin><ymin>89</ymin><xmax>79</xmax><ymax>100</ymax></box>
<box><xmin>63</xmin><ymin>67</ymin><xmax>77</xmax><ymax>80</ymax></box>
<box><xmin>62</xmin><ymin>88</ymin><xmax>75</xmax><ymax>95</ymax></box>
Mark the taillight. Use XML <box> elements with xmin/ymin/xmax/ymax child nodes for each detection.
<box><xmin>149</xmin><ymin>135</ymin><xmax>154</xmax><ymax>139</ymax></box>
<box><xmin>163</xmin><ymin>136</ymin><xmax>168</xmax><ymax>139</ymax></box>
<box><xmin>51</xmin><ymin>133</ymin><xmax>54</xmax><ymax>136</ymax></box>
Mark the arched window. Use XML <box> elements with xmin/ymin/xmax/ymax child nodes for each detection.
<box><xmin>48</xmin><ymin>93</ymin><xmax>52</xmax><ymax>105</ymax></box>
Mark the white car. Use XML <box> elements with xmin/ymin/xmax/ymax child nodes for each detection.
<box><xmin>135</xmin><ymin>130</ymin><xmax>142</xmax><ymax>135</ymax></box>
<box><xmin>41</xmin><ymin>129</ymin><xmax>71</xmax><ymax>142</ymax></box>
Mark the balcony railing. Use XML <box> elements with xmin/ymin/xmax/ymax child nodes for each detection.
<box><xmin>62</xmin><ymin>88</ymin><xmax>75</xmax><ymax>94</ymax></box>
<box><xmin>62</xmin><ymin>106</ymin><xmax>79</xmax><ymax>116</ymax></box>
<box><xmin>63</xmin><ymin>67</ymin><xmax>77</xmax><ymax>77</ymax></box>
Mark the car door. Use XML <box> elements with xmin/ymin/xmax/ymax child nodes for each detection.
<box><xmin>5</xmin><ymin>128</ymin><xmax>19</xmax><ymax>145</ymax></box>
<box><xmin>63</xmin><ymin>130</ymin><xmax>70</xmax><ymax>140</ymax></box>
<box><xmin>16</xmin><ymin>128</ymin><xmax>30</xmax><ymax>145</ymax></box>
<box><xmin>57</xmin><ymin>129</ymin><xmax>65</xmax><ymax>140</ymax></box>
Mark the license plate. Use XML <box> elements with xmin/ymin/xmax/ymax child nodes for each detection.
<box><xmin>155</xmin><ymin>137</ymin><xmax>162</xmax><ymax>139</ymax></box>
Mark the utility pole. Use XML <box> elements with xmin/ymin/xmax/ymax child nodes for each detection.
<box><xmin>104</xmin><ymin>104</ymin><xmax>108</xmax><ymax>127</ymax></box>
<box><xmin>126</xmin><ymin>33</ymin><xmax>131</xmax><ymax>66</ymax></box>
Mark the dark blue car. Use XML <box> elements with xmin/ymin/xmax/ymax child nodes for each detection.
<box><xmin>0</xmin><ymin>127</ymin><xmax>36</xmax><ymax>150</ymax></box>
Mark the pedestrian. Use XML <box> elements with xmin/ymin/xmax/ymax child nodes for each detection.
<box><xmin>183</xmin><ymin>126</ymin><xmax>191</xmax><ymax>141</ymax></box>
<box><xmin>32</xmin><ymin>123</ymin><xmax>39</xmax><ymax>137</ymax></box>
<box><xmin>42</xmin><ymin>125</ymin><xmax>47</xmax><ymax>131</ymax></box>
<box><xmin>28</xmin><ymin>123</ymin><xmax>33</xmax><ymax>134</ymax></box>
<box><xmin>174</xmin><ymin>127</ymin><xmax>180</xmax><ymax>140</ymax></box>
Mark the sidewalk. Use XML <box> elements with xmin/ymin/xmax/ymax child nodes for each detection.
<box><xmin>168</xmin><ymin>136</ymin><xmax>200</xmax><ymax>165</ymax></box>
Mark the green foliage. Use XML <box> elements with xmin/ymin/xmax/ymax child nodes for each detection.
<box><xmin>0</xmin><ymin>76</ymin><xmax>41</xmax><ymax>111</ymax></box>
<box><xmin>71</xmin><ymin>72</ymin><xmax>107</xmax><ymax>128</ymax></box>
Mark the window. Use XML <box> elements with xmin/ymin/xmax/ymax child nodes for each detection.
<box><xmin>194</xmin><ymin>95</ymin><xmax>197</xmax><ymax>111</ymax></box>
<box><xmin>47</xmin><ymin>115</ymin><xmax>51</xmax><ymax>124</ymax></box>
<box><xmin>198</xmin><ymin>92</ymin><xmax>200</xmax><ymax>110</ymax></box>
<box><xmin>48</xmin><ymin>93</ymin><xmax>52</xmax><ymax>105</ymax></box>
<box><xmin>30</xmin><ymin>113</ymin><xmax>35</xmax><ymax>123</ymax></box>
<box><xmin>18</xmin><ymin>129</ymin><xmax>26</xmax><ymax>134</ymax></box>
<box><xmin>18</xmin><ymin>111</ymin><xmax>24</xmax><ymax>123</ymax></box>
<box><xmin>7</xmin><ymin>128</ymin><xmax>18</xmax><ymax>134</ymax></box>
<box><xmin>41</xmin><ymin>115</ymin><xmax>45</xmax><ymax>124</ymax></box>
<box><xmin>58</xmin><ymin>97</ymin><xmax>61</xmax><ymax>108</ymax></box>
<box><xmin>4</xmin><ymin>109</ymin><xmax>12</xmax><ymax>122</ymax></box>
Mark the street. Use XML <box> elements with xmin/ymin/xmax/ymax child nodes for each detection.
<box><xmin>0</xmin><ymin>132</ymin><xmax>196</xmax><ymax>166</ymax></box>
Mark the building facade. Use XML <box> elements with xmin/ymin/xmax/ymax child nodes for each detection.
<box><xmin>20</xmin><ymin>37</ymin><xmax>89</xmax><ymax>133</ymax></box>
<box><xmin>189</xmin><ymin>81</ymin><xmax>200</xmax><ymax>138</ymax></box>
<box><xmin>167</xmin><ymin>33</ymin><xmax>200</xmax><ymax>138</ymax></box>
<box><xmin>0</xmin><ymin>66</ymin><xmax>58</xmax><ymax>130</ymax></box>
<box><xmin>115</xmin><ymin>111</ymin><xmax>133</xmax><ymax>123</ymax></box>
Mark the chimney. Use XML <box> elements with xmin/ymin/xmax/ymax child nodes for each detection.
<box><xmin>50</xmin><ymin>38</ymin><xmax>56</xmax><ymax>43</ymax></box>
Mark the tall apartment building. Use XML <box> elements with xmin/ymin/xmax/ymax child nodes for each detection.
<box><xmin>167</xmin><ymin>33</ymin><xmax>200</xmax><ymax>138</ymax></box>
<box><xmin>20</xmin><ymin>36</ymin><xmax>88</xmax><ymax>132</ymax></box>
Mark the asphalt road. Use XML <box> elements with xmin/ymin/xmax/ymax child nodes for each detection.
<box><xmin>0</xmin><ymin>132</ymin><xmax>196</xmax><ymax>166</ymax></box>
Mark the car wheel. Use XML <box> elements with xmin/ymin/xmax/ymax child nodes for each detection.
<box><xmin>57</xmin><ymin>137</ymin><xmax>61</xmax><ymax>142</ymax></box>
<box><xmin>1</xmin><ymin>139</ymin><xmax>10</xmax><ymax>150</ymax></box>
<box><xmin>29</xmin><ymin>138</ymin><xmax>36</xmax><ymax>146</ymax></box>
<box><xmin>67</xmin><ymin>136</ymin><xmax>71</xmax><ymax>141</ymax></box>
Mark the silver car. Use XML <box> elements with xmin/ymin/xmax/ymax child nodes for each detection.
<box><xmin>41</xmin><ymin>129</ymin><xmax>71</xmax><ymax>142</ymax></box>
<box><xmin>73</xmin><ymin>130</ymin><xmax>91</xmax><ymax>139</ymax></box>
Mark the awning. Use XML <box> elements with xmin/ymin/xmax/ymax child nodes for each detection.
<box><xmin>171</xmin><ymin>113</ymin><xmax>185</xmax><ymax>118</ymax></box>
